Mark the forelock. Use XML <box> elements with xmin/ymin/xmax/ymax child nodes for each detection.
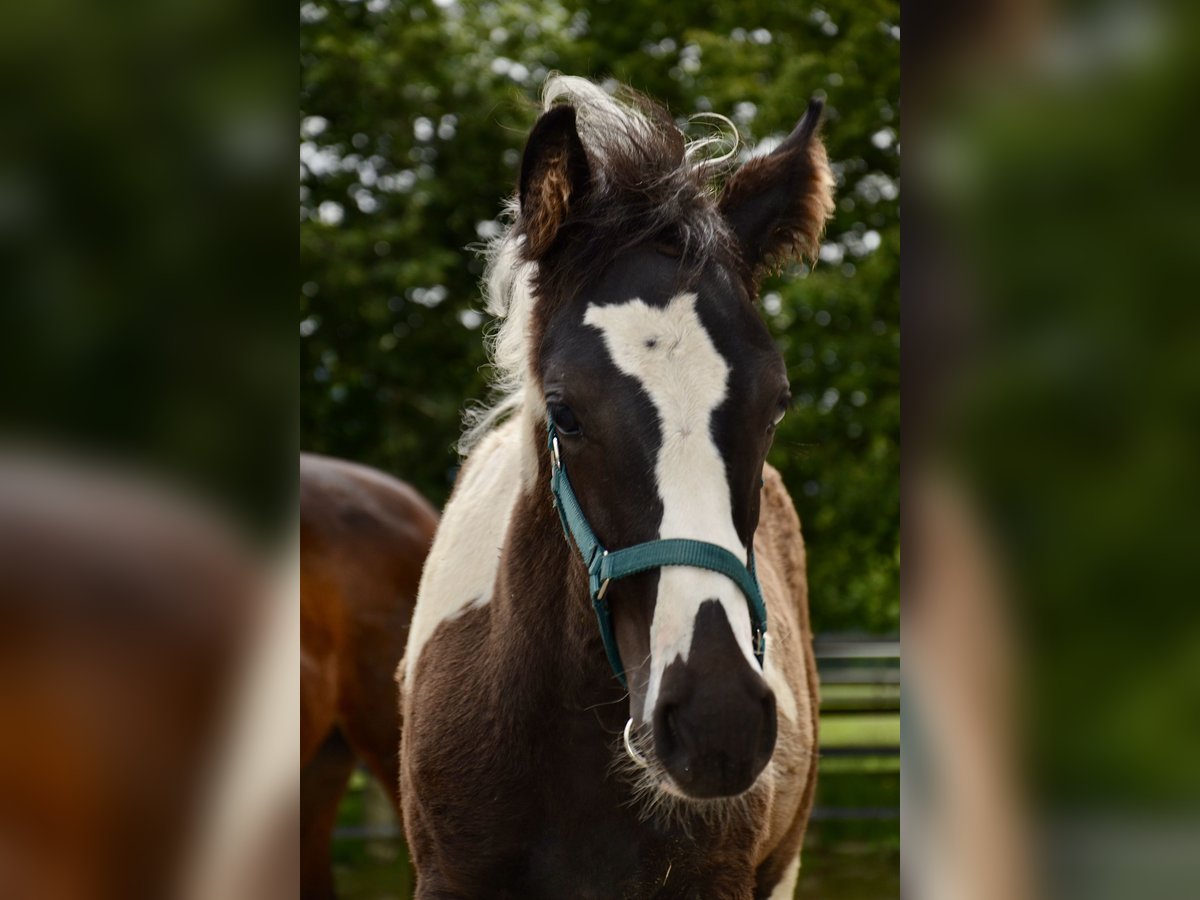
<box><xmin>533</xmin><ymin>75</ymin><xmax>738</xmax><ymax>272</ymax></box>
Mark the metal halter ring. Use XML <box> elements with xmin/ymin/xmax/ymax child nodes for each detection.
<box><xmin>623</xmin><ymin>718</ymin><xmax>650</xmax><ymax>769</ymax></box>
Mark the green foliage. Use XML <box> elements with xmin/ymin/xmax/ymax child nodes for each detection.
<box><xmin>300</xmin><ymin>0</ymin><xmax>899</xmax><ymax>633</ymax></box>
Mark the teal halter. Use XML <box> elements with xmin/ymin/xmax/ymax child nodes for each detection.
<box><xmin>547</xmin><ymin>413</ymin><xmax>768</xmax><ymax>688</ymax></box>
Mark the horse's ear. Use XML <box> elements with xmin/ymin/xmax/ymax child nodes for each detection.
<box><xmin>719</xmin><ymin>98</ymin><xmax>836</xmax><ymax>278</ymax></box>
<box><xmin>519</xmin><ymin>104</ymin><xmax>591</xmax><ymax>259</ymax></box>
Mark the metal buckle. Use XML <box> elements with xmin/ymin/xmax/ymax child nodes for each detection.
<box><xmin>551</xmin><ymin>434</ymin><xmax>561</xmax><ymax>470</ymax></box>
<box><xmin>595</xmin><ymin>550</ymin><xmax>610</xmax><ymax>599</ymax></box>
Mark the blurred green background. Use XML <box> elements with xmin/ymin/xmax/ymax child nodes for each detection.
<box><xmin>299</xmin><ymin>0</ymin><xmax>899</xmax><ymax>636</ymax></box>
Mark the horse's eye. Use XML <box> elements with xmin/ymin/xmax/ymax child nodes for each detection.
<box><xmin>551</xmin><ymin>403</ymin><xmax>582</xmax><ymax>436</ymax></box>
<box><xmin>770</xmin><ymin>395</ymin><xmax>791</xmax><ymax>429</ymax></box>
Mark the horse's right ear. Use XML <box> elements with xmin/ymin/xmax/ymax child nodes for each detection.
<box><xmin>519</xmin><ymin>104</ymin><xmax>591</xmax><ymax>259</ymax></box>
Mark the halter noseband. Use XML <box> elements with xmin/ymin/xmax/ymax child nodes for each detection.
<box><xmin>547</xmin><ymin>413</ymin><xmax>768</xmax><ymax>688</ymax></box>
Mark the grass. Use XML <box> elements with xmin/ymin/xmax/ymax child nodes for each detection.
<box><xmin>820</xmin><ymin>713</ymin><xmax>900</xmax><ymax>747</ymax></box>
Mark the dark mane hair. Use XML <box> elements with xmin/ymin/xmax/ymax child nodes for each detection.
<box><xmin>530</xmin><ymin>89</ymin><xmax>736</xmax><ymax>268</ymax></box>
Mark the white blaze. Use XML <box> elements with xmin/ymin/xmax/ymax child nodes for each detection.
<box><xmin>583</xmin><ymin>292</ymin><xmax>759</xmax><ymax>719</ymax></box>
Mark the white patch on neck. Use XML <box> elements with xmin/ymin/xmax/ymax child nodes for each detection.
<box><xmin>761</xmin><ymin>633</ymin><xmax>797</xmax><ymax>723</ymax></box>
<box><xmin>767</xmin><ymin>854</ymin><xmax>801</xmax><ymax>900</ymax></box>
<box><xmin>583</xmin><ymin>292</ymin><xmax>759</xmax><ymax>719</ymax></box>
<box><xmin>403</xmin><ymin>416</ymin><xmax>532</xmax><ymax>685</ymax></box>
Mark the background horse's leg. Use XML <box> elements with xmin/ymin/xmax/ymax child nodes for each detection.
<box><xmin>340</xmin><ymin>678</ymin><xmax>403</xmax><ymax>814</ymax></box>
<box><xmin>338</xmin><ymin>603</ymin><xmax>411</xmax><ymax>814</ymax></box>
<box><xmin>300</xmin><ymin>728</ymin><xmax>357</xmax><ymax>900</ymax></box>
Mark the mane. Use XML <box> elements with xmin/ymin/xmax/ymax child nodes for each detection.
<box><xmin>460</xmin><ymin>75</ymin><xmax>740</xmax><ymax>456</ymax></box>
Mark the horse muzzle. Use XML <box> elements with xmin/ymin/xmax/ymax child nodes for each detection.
<box><xmin>650</xmin><ymin>600</ymin><xmax>777</xmax><ymax>798</ymax></box>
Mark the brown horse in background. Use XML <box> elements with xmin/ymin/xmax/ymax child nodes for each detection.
<box><xmin>300</xmin><ymin>454</ymin><xmax>438</xmax><ymax>900</ymax></box>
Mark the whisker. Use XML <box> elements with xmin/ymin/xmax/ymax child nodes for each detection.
<box><xmin>578</xmin><ymin>694</ymin><xmax>630</xmax><ymax>713</ymax></box>
<box><xmin>606</xmin><ymin>724</ymin><xmax>765</xmax><ymax>837</ymax></box>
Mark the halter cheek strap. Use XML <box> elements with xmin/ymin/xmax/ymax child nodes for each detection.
<box><xmin>547</xmin><ymin>414</ymin><xmax>768</xmax><ymax>688</ymax></box>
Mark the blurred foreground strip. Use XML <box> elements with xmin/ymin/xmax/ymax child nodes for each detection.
<box><xmin>904</xmin><ymin>0</ymin><xmax>1200</xmax><ymax>897</ymax></box>
<box><xmin>0</xmin><ymin>453</ymin><xmax>297</xmax><ymax>900</ymax></box>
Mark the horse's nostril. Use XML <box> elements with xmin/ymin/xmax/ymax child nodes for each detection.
<box><xmin>653</xmin><ymin>702</ymin><xmax>686</xmax><ymax>766</ymax></box>
<box><xmin>666</xmin><ymin>706</ymin><xmax>681</xmax><ymax>744</ymax></box>
<box><xmin>657</xmin><ymin>704</ymin><xmax>676</xmax><ymax>746</ymax></box>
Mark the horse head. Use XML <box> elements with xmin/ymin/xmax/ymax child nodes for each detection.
<box><xmin>508</xmin><ymin>77</ymin><xmax>833</xmax><ymax>800</ymax></box>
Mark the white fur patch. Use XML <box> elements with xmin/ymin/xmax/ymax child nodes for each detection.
<box><xmin>459</xmin><ymin>223</ymin><xmax>535</xmax><ymax>455</ymax></box>
<box><xmin>403</xmin><ymin>418</ymin><xmax>530</xmax><ymax>684</ymax></box>
<box><xmin>768</xmin><ymin>854</ymin><xmax>801</xmax><ymax>899</ymax></box>
<box><xmin>583</xmin><ymin>292</ymin><xmax>759</xmax><ymax>719</ymax></box>
<box><xmin>761</xmin><ymin>633</ymin><xmax>798</xmax><ymax>723</ymax></box>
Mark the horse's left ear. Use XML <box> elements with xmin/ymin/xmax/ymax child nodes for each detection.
<box><xmin>719</xmin><ymin>98</ymin><xmax>836</xmax><ymax>278</ymax></box>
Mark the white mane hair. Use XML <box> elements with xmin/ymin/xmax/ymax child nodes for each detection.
<box><xmin>458</xmin><ymin>74</ymin><xmax>739</xmax><ymax>456</ymax></box>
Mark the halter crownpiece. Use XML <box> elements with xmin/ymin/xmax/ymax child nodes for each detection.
<box><xmin>547</xmin><ymin>413</ymin><xmax>768</xmax><ymax>688</ymax></box>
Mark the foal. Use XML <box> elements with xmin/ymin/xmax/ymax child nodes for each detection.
<box><xmin>400</xmin><ymin>76</ymin><xmax>834</xmax><ymax>899</ymax></box>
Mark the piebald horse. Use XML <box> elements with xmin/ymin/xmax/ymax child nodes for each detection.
<box><xmin>399</xmin><ymin>76</ymin><xmax>834</xmax><ymax>899</ymax></box>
